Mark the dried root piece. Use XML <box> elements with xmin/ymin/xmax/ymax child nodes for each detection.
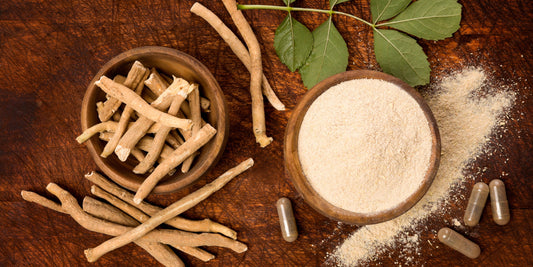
<box><xmin>95</xmin><ymin>76</ymin><xmax>192</xmax><ymax>130</ymax></box>
<box><xmin>100</xmin><ymin>133</ymin><xmax>174</xmax><ymax>161</ymax></box>
<box><xmin>98</xmin><ymin>63</ymin><xmax>147</xmax><ymax>122</ymax></box>
<box><xmin>165</xmin><ymin>132</ymin><xmax>182</xmax><ymax>149</ymax></box>
<box><xmin>21</xmin><ymin>190</ymin><xmax>66</xmax><ymax>214</ymax></box>
<box><xmin>85</xmin><ymin>171</ymin><xmax>237</xmax><ymax>239</ymax></box>
<box><xmin>221</xmin><ymin>0</ymin><xmax>272</xmax><ymax>147</ymax></box>
<box><xmin>102</xmin><ymin>67</ymin><xmax>149</xmax><ymax>157</ymax></box>
<box><xmin>76</xmin><ymin>121</ymin><xmax>120</xmax><ymax>144</ymax></box>
<box><xmin>130</xmin><ymin>148</ymin><xmax>146</xmax><ymax>162</ymax></box>
<box><xmin>23</xmin><ymin>185</ymin><xmax>185</xmax><ymax>267</ymax></box>
<box><xmin>24</xmin><ymin>184</ymin><xmax>248</xmax><ymax>264</ymax></box>
<box><xmin>115</xmin><ymin>77</ymin><xmax>191</xmax><ymax>161</ymax></box>
<box><xmin>83</xmin><ymin>194</ymin><xmax>214</xmax><ymax>263</ymax></box>
<box><xmin>176</xmin><ymin>247</ymin><xmax>214</xmax><ymax>262</ymax></box>
<box><xmin>76</xmin><ymin>121</ymin><xmax>162</xmax><ymax>144</ymax></box>
<box><xmin>99</xmin><ymin>134</ymin><xmax>174</xmax><ymax>164</ymax></box>
<box><xmin>90</xmin><ymin>185</ymin><xmax>228</xmax><ymax>262</ymax></box>
<box><xmin>134</xmin><ymin>84</ymin><xmax>194</xmax><ymax>174</ymax></box>
<box><xmin>190</xmin><ymin>2</ymin><xmax>285</xmax><ymax>111</ymax></box>
<box><xmin>200</xmin><ymin>97</ymin><xmax>210</xmax><ymax>112</ymax></box>
<box><xmin>83</xmin><ymin>196</ymin><xmax>139</xmax><ymax>227</ymax></box>
<box><xmin>133</xmin><ymin>124</ymin><xmax>217</xmax><ymax>203</ymax></box>
<box><xmin>145</xmin><ymin>69</ymin><xmax>169</xmax><ymax>96</ymax></box>
<box><xmin>111</xmin><ymin>111</ymin><xmax>122</xmax><ymax>122</ymax></box>
<box><xmin>181</xmin><ymin>151</ymin><xmax>199</xmax><ymax>173</ymax></box>
<box><xmin>181</xmin><ymin>84</ymin><xmax>202</xmax><ymax>173</ymax></box>
<box><xmin>85</xmin><ymin>158</ymin><xmax>254</xmax><ymax>262</ymax></box>
<box><xmin>135</xmin><ymin>241</ymin><xmax>185</xmax><ymax>267</ymax></box>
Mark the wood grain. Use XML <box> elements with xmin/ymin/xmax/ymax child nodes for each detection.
<box><xmin>1</xmin><ymin>0</ymin><xmax>532</xmax><ymax>266</ymax></box>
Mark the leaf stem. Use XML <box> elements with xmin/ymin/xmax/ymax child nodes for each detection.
<box><xmin>238</xmin><ymin>4</ymin><xmax>374</xmax><ymax>28</ymax></box>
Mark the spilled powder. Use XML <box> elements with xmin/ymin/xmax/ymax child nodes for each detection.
<box><xmin>298</xmin><ymin>79</ymin><xmax>433</xmax><ymax>213</ymax></box>
<box><xmin>330</xmin><ymin>68</ymin><xmax>515</xmax><ymax>266</ymax></box>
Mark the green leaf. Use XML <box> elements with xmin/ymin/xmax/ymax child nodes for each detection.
<box><xmin>300</xmin><ymin>18</ymin><xmax>348</xmax><ymax>88</ymax></box>
<box><xmin>373</xmin><ymin>29</ymin><xmax>429</xmax><ymax>86</ymax></box>
<box><xmin>274</xmin><ymin>14</ymin><xmax>313</xmax><ymax>72</ymax></box>
<box><xmin>371</xmin><ymin>0</ymin><xmax>411</xmax><ymax>23</ymax></box>
<box><xmin>383</xmin><ymin>0</ymin><xmax>462</xmax><ymax>40</ymax></box>
<box><xmin>329</xmin><ymin>0</ymin><xmax>351</xmax><ymax>9</ymax></box>
<box><xmin>283</xmin><ymin>0</ymin><xmax>296</xmax><ymax>5</ymax></box>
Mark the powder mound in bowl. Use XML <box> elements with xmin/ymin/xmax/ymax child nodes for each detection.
<box><xmin>298</xmin><ymin>79</ymin><xmax>433</xmax><ymax>214</ymax></box>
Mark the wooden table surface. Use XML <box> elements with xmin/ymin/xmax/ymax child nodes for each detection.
<box><xmin>1</xmin><ymin>0</ymin><xmax>531</xmax><ymax>266</ymax></box>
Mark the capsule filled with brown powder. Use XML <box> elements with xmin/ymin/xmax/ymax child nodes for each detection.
<box><xmin>438</xmin><ymin>227</ymin><xmax>480</xmax><ymax>259</ymax></box>
<box><xmin>276</xmin><ymin>197</ymin><xmax>298</xmax><ymax>242</ymax></box>
<box><xmin>464</xmin><ymin>182</ymin><xmax>489</xmax><ymax>227</ymax></box>
<box><xmin>489</xmin><ymin>179</ymin><xmax>510</xmax><ymax>225</ymax></box>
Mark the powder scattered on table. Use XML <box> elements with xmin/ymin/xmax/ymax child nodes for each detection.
<box><xmin>330</xmin><ymin>68</ymin><xmax>515</xmax><ymax>266</ymax></box>
<box><xmin>298</xmin><ymin>79</ymin><xmax>433</xmax><ymax>214</ymax></box>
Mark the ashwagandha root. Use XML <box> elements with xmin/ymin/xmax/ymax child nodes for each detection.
<box><xmin>111</xmin><ymin>110</ymin><xmax>122</xmax><ymax>122</ymax></box>
<box><xmin>145</xmin><ymin>71</ymin><xmax>208</xmax><ymax>122</ymax></box>
<box><xmin>165</xmin><ymin>132</ymin><xmax>182</xmax><ymax>149</ymax></box>
<box><xmin>83</xmin><ymin>196</ymin><xmax>139</xmax><ymax>227</ymax></box>
<box><xmin>95</xmin><ymin>76</ymin><xmax>192</xmax><ymax>130</ymax></box>
<box><xmin>89</xmin><ymin>185</ymin><xmax>221</xmax><ymax>262</ymax></box>
<box><xmin>134</xmin><ymin>84</ymin><xmax>194</xmax><ymax>174</ymax></box>
<box><xmin>221</xmin><ymin>0</ymin><xmax>272</xmax><ymax>147</ymax></box>
<box><xmin>181</xmin><ymin>151</ymin><xmax>199</xmax><ymax>173</ymax></box>
<box><xmin>83</xmin><ymin>195</ymin><xmax>214</xmax><ymax>263</ymax></box>
<box><xmin>130</xmin><ymin>148</ymin><xmax>146</xmax><ymax>162</ymax></box>
<box><xmin>23</xmin><ymin>185</ymin><xmax>185</xmax><ymax>266</ymax></box>
<box><xmin>85</xmin><ymin>171</ymin><xmax>237</xmax><ymax>239</ymax></box>
<box><xmin>174</xmin><ymin>246</ymin><xmax>215</xmax><ymax>262</ymax></box>
<box><xmin>200</xmin><ymin>96</ymin><xmax>211</xmax><ymax>112</ymax></box>
<box><xmin>23</xmin><ymin>183</ymin><xmax>248</xmax><ymax>263</ymax></box>
<box><xmin>85</xmin><ymin>158</ymin><xmax>254</xmax><ymax>262</ymax></box>
<box><xmin>102</xmin><ymin>67</ymin><xmax>149</xmax><ymax>158</ymax></box>
<box><xmin>98</xmin><ymin>63</ymin><xmax>147</xmax><ymax>122</ymax></box>
<box><xmin>77</xmin><ymin>121</ymin><xmax>121</xmax><ymax>144</ymax></box>
<box><xmin>99</xmin><ymin>133</ymin><xmax>174</xmax><ymax>160</ymax></box>
<box><xmin>76</xmin><ymin>121</ymin><xmax>161</xmax><ymax>144</ymax></box>
<box><xmin>145</xmin><ymin>69</ymin><xmax>169</xmax><ymax>96</ymax></box>
<box><xmin>21</xmin><ymin>190</ymin><xmax>66</xmax><ymax>214</ymax></box>
<box><xmin>181</xmin><ymin>84</ymin><xmax>202</xmax><ymax>173</ymax></box>
<box><xmin>190</xmin><ymin>2</ymin><xmax>285</xmax><ymax>111</ymax></box>
<box><xmin>133</xmin><ymin>124</ymin><xmax>217</xmax><ymax>203</ymax></box>
<box><xmin>115</xmin><ymin>77</ymin><xmax>191</xmax><ymax>161</ymax></box>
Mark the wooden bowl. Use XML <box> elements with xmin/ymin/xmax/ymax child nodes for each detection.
<box><xmin>81</xmin><ymin>46</ymin><xmax>229</xmax><ymax>194</ymax></box>
<box><xmin>284</xmin><ymin>70</ymin><xmax>441</xmax><ymax>225</ymax></box>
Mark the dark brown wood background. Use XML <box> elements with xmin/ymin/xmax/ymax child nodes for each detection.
<box><xmin>1</xmin><ymin>0</ymin><xmax>531</xmax><ymax>266</ymax></box>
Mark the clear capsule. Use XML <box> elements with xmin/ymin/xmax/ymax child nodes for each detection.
<box><xmin>489</xmin><ymin>179</ymin><xmax>510</xmax><ymax>225</ymax></box>
<box><xmin>464</xmin><ymin>182</ymin><xmax>489</xmax><ymax>227</ymax></box>
<box><xmin>438</xmin><ymin>227</ymin><xmax>480</xmax><ymax>259</ymax></box>
<box><xmin>276</xmin><ymin>197</ymin><xmax>298</xmax><ymax>242</ymax></box>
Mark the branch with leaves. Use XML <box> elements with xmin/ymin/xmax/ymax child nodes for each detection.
<box><xmin>238</xmin><ymin>0</ymin><xmax>462</xmax><ymax>87</ymax></box>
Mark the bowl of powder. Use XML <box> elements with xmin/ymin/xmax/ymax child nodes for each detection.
<box><xmin>284</xmin><ymin>70</ymin><xmax>440</xmax><ymax>225</ymax></box>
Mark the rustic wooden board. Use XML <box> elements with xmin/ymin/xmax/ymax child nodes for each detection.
<box><xmin>1</xmin><ymin>0</ymin><xmax>531</xmax><ymax>266</ymax></box>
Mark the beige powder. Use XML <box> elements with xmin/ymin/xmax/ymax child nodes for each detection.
<box><xmin>331</xmin><ymin>68</ymin><xmax>515</xmax><ymax>266</ymax></box>
<box><xmin>298</xmin><ymin>79</ymin><xmax>433</xmax><ymax>214</ymax></box>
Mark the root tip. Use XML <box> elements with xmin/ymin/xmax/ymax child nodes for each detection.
<box><xmin>84</xmin><ymin>249</ymin><xmax>96</xmax><ymax>262</ymax></box>
<box><xmin>115</xmin><ymin>146</ymin><xmax>130</xmax><ymax>162</ymax></box>
<box><xmin>257</xmin><ymin>136</ymin><xmax>273</xmax><ymax>148</ymax></box>
<box><xmin>133</xmin><ymin>197</ymin><xmax>142</xmax><ymax>205</ymax></box>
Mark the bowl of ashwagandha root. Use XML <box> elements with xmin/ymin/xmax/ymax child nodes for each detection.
<box><xmin>78</xmin><ymin>46</ymin><xmax>229</xmax><ymax>199</ymax></box>
<box><xmin>284</xmin><ymin>70</ymin><xmax>441</xmax><ymax>225</ymax></box>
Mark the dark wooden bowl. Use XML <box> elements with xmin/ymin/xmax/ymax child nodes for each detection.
<box><xmin>81</xmin><ymin>46</ymin><xmax>229</xmax><ymax>194</ymax></box>
<box><xmin>284</xmin><ymin>70</ymin><xmax>441</xmax><ymax>225</ymax></box>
